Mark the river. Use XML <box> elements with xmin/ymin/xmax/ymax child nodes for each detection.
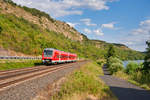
<box><xmin>123</xmin><ymin>60</ymin><xmax>144</xmax><ymax>67</ymax></box>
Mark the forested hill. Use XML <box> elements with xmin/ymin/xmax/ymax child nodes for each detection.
<box><xmin>0</xmin><ymin>0</ymin><xmax>145</xmax><ymax>60</ymax></box>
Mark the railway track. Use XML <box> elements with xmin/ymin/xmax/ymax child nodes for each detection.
<box><xmin>0</xmin><ymin>62</ymin><xmax>82</xmax><ymax>90</ymax></box>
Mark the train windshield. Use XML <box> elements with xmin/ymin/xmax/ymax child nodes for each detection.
<box><xmin>44</xmin><ymin>50</ymin><xmax>53</xmax><ymax>57</ymax></box>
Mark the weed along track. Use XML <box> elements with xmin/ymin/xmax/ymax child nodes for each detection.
<box><xmin>0</xmin><ymin>61</ymin><xmax>85</xmax><ymax>91</ymax></box>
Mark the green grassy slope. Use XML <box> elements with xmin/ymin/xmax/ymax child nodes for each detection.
<box><xmin>0</xmin><ymin>13</ymin><xmax>107</xmax><ymax>60</ymax></box>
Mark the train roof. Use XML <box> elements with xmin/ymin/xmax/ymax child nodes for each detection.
<box><xmin>44</xmin><ymin>48</ymin><xmax>57</xmax><ymax>51</ymax></box>
<box><xmin>44</xmin><ymin>48</ymin><xmax>76</xmax><ymax>55</ymax></box>
<box><xmin>44</xmin><ymin>48</ymin><xmax>62</xmax><ymax>52</ymax></box>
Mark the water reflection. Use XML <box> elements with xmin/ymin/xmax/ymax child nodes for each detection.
<box><xmin>123</xmin><ymin>60</ymin><xmax>144</xmax><ymax>67</ymax></box>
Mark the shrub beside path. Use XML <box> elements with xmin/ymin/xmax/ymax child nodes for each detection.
<box><xmin>100</xmin><ymin>64</ymin><xmax>150</xmax><ymax>100</ymax></box>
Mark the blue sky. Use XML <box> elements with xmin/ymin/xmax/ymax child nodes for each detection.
<box><xmin>12</xmin><ymin>0</ymin><xmax>150</xmax><ymax>51</ymax></box>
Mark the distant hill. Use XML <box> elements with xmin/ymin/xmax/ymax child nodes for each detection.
<box><xmin>0</xmin><ymin>0</ymin><xmax>145</xmax><ymax>60</ymax></box>
<box><xmin>113</xmin><ymin>43</ymin><xmax>129</xmax><ymax>48</ymax></box>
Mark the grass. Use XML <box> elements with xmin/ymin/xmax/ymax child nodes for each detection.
<box><xmin>113</xmin><ymin>71</ymin><xmax>129</xmax><ymax>80</ymax></box>
<box><xmin>128</xmin><ymin>80</ymin><xmax>150</xmax><ymax>90</ymax></box>
<box><xmin>0</xmin><ymin>60</ymin><xmax>42</xmax><ymax>70</ymax></box>
<box><xmin>51</xmin><ymin>62</ymin><xmax>117</xmax><ymax>100</ymax></box>
<box><xmin>0</xmin><ymin>59</ymin><xmax>39</xmax><ymax>63</ymax></box>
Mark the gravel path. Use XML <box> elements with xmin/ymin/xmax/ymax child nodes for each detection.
<box><xmin>100</xmin><ymin>64</ymin><xmax>150</xmax><ymax>100</ymax></box>
<box><xmin>0</xmin><ymin>61</ymin><xmax>87</xmax><ymax>100</ymax></box>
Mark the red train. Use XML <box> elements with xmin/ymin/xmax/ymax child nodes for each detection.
<box><xmin>42</xmin><ymin>48</ymin><xmax>77</xmax><ymax>64</ymax></box>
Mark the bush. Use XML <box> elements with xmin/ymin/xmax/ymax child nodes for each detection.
<box><xmin>125</xmin><ymin>61</ymin><xmax>139</xmax><ymax>75</ymax></box>
<box><xmin>109</xmin><ymin>62</ymin><xmax>124</xmax><ymax>74</ymax></box>
<box><xmin>107</xmin><ymin>57</ymin><xmax>124</xmax><ymax>74</ymax></box>
<box><xmin>140</xmin><ymin>73</ymin><xmax>150</xmax><ymax>84</ymax></box>
<box><xmin>97</xmin><ymin>59</ymin><xmax>105</xmax><ymax>66</ymax></box>
<box><xmin>108</xmin><ymin>57</ymin><xmax>123</xmax><ymax>67</ymax></box>
<box><xmin>143</xmin><ymin>41</ymin><xmax>150</xmax><ymax>73</ymax></box>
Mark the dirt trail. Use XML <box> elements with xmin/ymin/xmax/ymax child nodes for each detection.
<box><xmin>100</xmin><ymin>64</ymin><xmax>150</xmax><ymax>100</ymax></box>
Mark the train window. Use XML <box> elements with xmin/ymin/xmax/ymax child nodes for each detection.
<box><xmin>44</xmin><ymin>50</ymin><xmax>53</xmax><ymax>57</ymax></box>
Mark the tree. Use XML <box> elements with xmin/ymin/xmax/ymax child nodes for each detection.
<box><xmin>107</xmin><ymin>44</ymin><xmax>116</xmax><ymax>58</ymax></box>
<box><xmin>106</xmin><ymin>45</ymin><xmax>116</xmax><ymax>64</ymax></box>
<box><xmin>143</xmin><ymin>41</ymin><xmax>150</xmax><ymax>73</ymax></box>
<box><xmin>3</xmin><ymin>0</ymin><xmax>17</xmax><ymax>6</ymax></box>
<box><xmin>4</xmin><ymin>0</ymin><xmax>13</xmax><ymax>3</ymax></box>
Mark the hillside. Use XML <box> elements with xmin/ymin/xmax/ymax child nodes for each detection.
<box><xmin>0</xmin><ymin>0</ymin><xmax>83</xmax><ymax>41</ymax></box>
<box><xmin>0</xmin><ymin>0</ymin><xmax>145</xmax><ymax>60</ymax></box>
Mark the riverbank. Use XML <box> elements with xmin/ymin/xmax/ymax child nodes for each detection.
<box><xmin>107</xmin><ymin>57</ymin><xmax>150</xmax><ymax>90</ymax></box>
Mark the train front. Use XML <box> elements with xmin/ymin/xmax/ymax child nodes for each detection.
<box><xmin>42</xmin><ymin>48</ymin><xmax>53</xmax><ymax>64</ymax></box>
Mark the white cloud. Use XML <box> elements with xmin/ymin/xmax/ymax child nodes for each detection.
<box><xmin>123</xmin><ymin>41</ymin><xmax>134</xmax><ymax>45</ymax></box>
<box><xmin>101</xmin><ymin>22</ymin><xmax>116</xmax><ymax>29</ymax></box>
<box><xmin>67</xmin><ymin>22</ymin><xmax>78</xmax><ymax>27</ymax></box>
<box><xmin>120</xmin><ymin>19</ymin><xmax>150</xmax><ymax>51</ymax></box>
<box><xmin>132</xmin><ymin>19</ymin><xmax>150</xmax><ymax>35</ymax></box>
<box><xmin>140</xmin><ymin>19</ymin><xmax>150</xmax><ymax>26</ymax></box>
<box><xmin>12</xmin><ymin>0</ymin><xmax>116</xmax><ymax>17</ymax></box>
<box><xmin>83</xmin><ymin>28</ymin><xmax>91</xmax><ymax>34</ymax></box>
<box><xmin>83</xmin><ymin>28</ymin><xmax>104</xmax><ymax>36</ymax></box>
<box><xmin>94</xmin><ymin>29</ymin><xmax>104</xmax><ymax>36</ymax></box>
<box><xmin>80</xmin><ymin>18</ymin><xmax>97</xmax><ymax>26</ymax></box>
